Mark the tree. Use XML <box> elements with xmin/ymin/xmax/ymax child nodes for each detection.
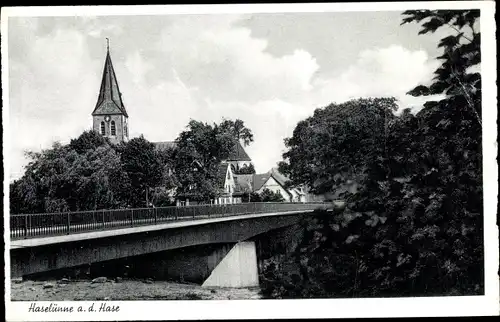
<box><xmin>150</xmin><ymin>147</ymin><xmax>178</xmax><ymax>207</ymax></box>
<box><xmin>248</xmin><ymin>192</ymin><xmax>262</xmax><ymax>203</ymax></box>
<box><xmin>279</xmin><ymin>97</ymin><xmax>398</xmax><ymax>194</ymax></box>
<box><xmin>10</xmin><ymin>175</ymin><xmax>40</xmax><ymax>214</ymax></box>
<box><xmin>173</xmin><ymin>120</ymin><xmax>236</xmax><ymax>202</ymax></box>
<box><xmin>17</xmin><ymin>142</ymin><xmax>78</xmax><ymax>213</ymax></box>
<box><xmin>401</xmin><ymin>9</ymin><xmax>481</xmax><ymax>126</ymax></box>
<box><xmin>117</xmin><ymin>136</ymin><xmax>163</xmax><ymax>208</ymax></box>
<box><xmin>10</xmin><ymin>139</ymin><xmax>130</xmax><ymax>213</ymax></box>
<box><xmin>219</xmin><ymin>118</ymin><xmax>254</xmax><ymax>147</ymax></box>
<box><xmin>69</xmin><ymin>130</ymin><xmax>111</xmax><ymax>154</ymax></box>
<box><xmin>234</xmin><ymin>163</ymin><xmax>256</xmax><ymax>174</ymax></box>
<box><xmin>71</xmin><ymin>145</ymin><xmax>130</xmax><ymax>211</ymax></box>
<box><xmin>156</xmin><ymin>145</ymin><xmax>178</xmax><ymax>192</ymax></box>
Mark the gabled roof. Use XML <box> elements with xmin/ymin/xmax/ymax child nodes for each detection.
<box><xmin>252</xmin><ymin>173</ymin><xmax>272</xmax><ymax>191</ymax></box>
<box><xmin>92</xmin><ymin>50</ymin><xmax>128</xmax><ymax>117</ymax></box>
<box><xmin>153</xmin><ymin>140</ymin><xmax>251</xmax><ymax>163</ymax></box>
<box><xmin>226</xmin><ymin>140</ymin><xmax>252</xmax><ymax>162</ymax></box>
<box><xmin>216</xmin><ymin>163</ymin><xmax>231</xmax><ymax>188</ymax></box>
<box><xmin>270</xmin><ymin>168</ymin><xmax>307</xmax><ymax>195</ymax></box>
<box><xmin>269</xmin><ymin>168</ymin><xmax>289</xmax><ymax>188</ymax></box>
<box><xmin>252</xmin><ymin>168</ymin><xmax>296</xmax><ymax>192</ymax></box>
<box><xmin>234</xmin><ymin>174</ymin><xmax>253</xmax><ymax>193</ymax></box>
<box><xmin>153</xmin><ymin>141</ymin><xmax>177</xmax><ymax>151</ymax></box>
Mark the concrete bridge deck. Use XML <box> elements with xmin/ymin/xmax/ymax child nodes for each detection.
<box><xmin>10</xmin><ymin>209</ymin><xmax>317</xmax><ymax>249</ymax></box>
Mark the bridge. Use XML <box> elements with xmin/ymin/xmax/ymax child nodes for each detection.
<box><xmin>10</xmin><ymin>202</ymin><xmax>331</xmax><ymax>287</ymax></box>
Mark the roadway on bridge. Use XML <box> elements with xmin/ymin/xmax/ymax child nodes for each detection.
<box><xmin>10</xmin><ymin>209</ymin><xmax>320</xmax><ymax>250</ymax></box>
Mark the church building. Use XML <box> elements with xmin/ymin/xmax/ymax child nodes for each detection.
<box><xmin>91</xmin><ymin>43</ymin><xmax>129</xmax><ymax>144</ymax></box>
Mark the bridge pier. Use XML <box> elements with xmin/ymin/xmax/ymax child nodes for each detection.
<box><xmin>202</xmin><ymin>241</ymin><xmax>259</xmax><ymax>288</ymax></box>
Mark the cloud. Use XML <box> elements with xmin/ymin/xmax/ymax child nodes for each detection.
<box><xmin>311</xmin><ymin>45</ymin><xmax>440</xmax><ymax>109</ymax></box>
<box><xmin>8</xmin><ymin>26</ymin><xmax>96</xmax><ymax>180</ymax></box>
<box><xmin>125</xmin><ymin>51</ymin><xmax>154</xmax><ymax>84</ymax></box>
<box><xmin>87</xmin><ymin>23</ymin><xmax>122</xmax><ymax>38</ymax></box>
<box><xmin>155</xmin><ymin>16</ymin><xmax>319</xmax><ymax>104</ymax></box>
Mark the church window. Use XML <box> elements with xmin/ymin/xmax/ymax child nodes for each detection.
<box><xmin>124</xmin><ymin>124</ymin><xmax>128</xmax><ymax>137</ymax></box>
<box><xmin>111</xmin><ymin>121</ymin><xmax>116</xmax><ymax>135</ymax></box>
<box><xmin>100</xmin><ymin>121</ymin><xmax>106</xmax><ymax>135</ymax></box>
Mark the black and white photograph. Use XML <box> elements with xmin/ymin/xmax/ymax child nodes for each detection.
<box><xmin>2</xmin><ymin>2</ymin><xmax>498</xmax><ymax>320</ymax></box>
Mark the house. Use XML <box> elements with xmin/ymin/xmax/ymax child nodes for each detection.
<box><xmin>253</xmin><ymin>169</ymin><xmax>306</xmax><ymax>203</ymax></box>
<box><xmin>232</xmin><ymin>168</ymin><xmax>309</xmax><ymax>203</ymax></box>
<box><xmin>215</xmin><ymin>163</ymin><xmax>233</xmax><ymax>204</ymax></box>
<box><xmin>232</xmin><ymin>174</ymin><xmax>254</xmax><ymax>201</ymax></box>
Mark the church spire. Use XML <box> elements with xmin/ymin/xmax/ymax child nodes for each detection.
<box><xmin>91</xmin><ymin>40</ymin><xmax>128</xmax><ymax>117</ymax></box>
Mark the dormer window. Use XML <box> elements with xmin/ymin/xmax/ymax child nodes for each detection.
<box><xmin>100</xmin><ymin>121</ymin><xmax>106</xmax><ymax>135</ymax></box>
<box><xmin>111</xmin><ymin>120</ymin><xmax>116</xmax><ymax>135</ymax></box>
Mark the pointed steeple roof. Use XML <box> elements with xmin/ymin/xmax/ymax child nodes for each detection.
<box><xmin>92</xmin><ymin>42</ymin><xmax>128</xmax><ymax>117</ymax></box>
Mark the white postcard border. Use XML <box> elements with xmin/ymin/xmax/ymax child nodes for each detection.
<box><xmin>2</xmin><ymin>1</ymin><xmax>498</xmax><ymax>320</ymax></box>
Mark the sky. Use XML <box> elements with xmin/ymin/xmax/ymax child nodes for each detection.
<box><xmin>7</xmin><ymin>11</ymin><xmax>452</xmax><ymax>181</ymax></box>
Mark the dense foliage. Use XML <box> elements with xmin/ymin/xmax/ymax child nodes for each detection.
<box><xmin>279</xmin><ymin>97</ymin><xmax>397</xmax><ymax>194</ymax></box>
<box><xmin>172</xmin><ymin>120</ymin><xmax>237</xmax><ymax>202</ymax></box>
<box><xmin>116</xmin><ymin>136</ymin><xmax>164</xmax><ymax>208</ymax></box>
<box><xmin>172</xmin><ymin>118</ymin><xmax>255</xmax><ymax>202</ymax></box>
<box><xmin>219</xmin><ymin>118</ymin><xmax>254</xmax><ymax>147</ymax></box>
<box><xmin>233</xmin><ymin>163</ymin><xmax>256</xmax><ymax>175</ymax></box>
<box><xmin>269</xmin><ymin>9</ymin><xmax>483</xmax><ymax>297</ymax></box>
<box><xmin>11</xmin><ymin>132</ymin><xmax>130</xmax><ymax>213</ymax></box>
<box><xmin>10</xmin><ymin>118</ymin><xmax>256</xmax><ymax>213</ymax></box>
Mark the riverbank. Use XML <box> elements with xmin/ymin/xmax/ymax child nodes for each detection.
<box><xmin>11</xmin><ymin>278</ymin><xmax>262</xmax><ymax>301</ymax></box>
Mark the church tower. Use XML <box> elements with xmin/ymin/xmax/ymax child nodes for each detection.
<box><xmin>92</xmin><ymin>40</ymin><xmax>129</xmax><ymax>144</ymax></box>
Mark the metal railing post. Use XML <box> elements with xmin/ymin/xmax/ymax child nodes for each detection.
<box><xmin>66</xmin><ymin>213</ymin><xmax>71</xmax><ymax>235</ymax></box>
<box><xmin>131</xmin><ymin>209</ymin><xmax>134</xmax><ymax>227</ymax></box>
<box><xmin>24</xmin><ymin>215</ymin><xmax>28</xmax><ymax>239</ymax></box>
<box><xmin>154</xmin><ymin>208</ymin><xmax>158</xmax><ymax>224</ymax></box>
<box><xmin>102</xmin><ymin>210</ymin><xmax>105</xmax><ymax>228</ymax></box>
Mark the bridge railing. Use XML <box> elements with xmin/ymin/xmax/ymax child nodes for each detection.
<box><xmin>9</xmin><ymin>202</ymin><xmax>330</xmax><ymax>240</ymax></box>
